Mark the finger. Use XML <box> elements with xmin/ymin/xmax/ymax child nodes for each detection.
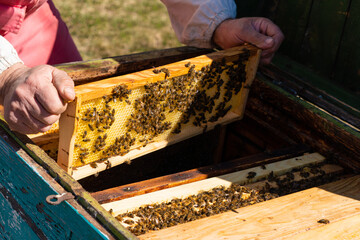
<box><xmin>239</xmin><ymin>23</ymin><xmax>275</xmax><ymax>50</ymax></box>
<box><xmin>52</xmin><ymin>68</ymin><xmax>75</xmax><ymax>102</ymax></box>
<box><xmin>22</xmin><ymin>66</ymin><xmax>67</xmax><ymax>115</ymax></box>
<box><xmin>27</xmin><ymin>97</ymin><xmax>61</xmax><ymax>125</ymax></box>
<box><xmin>257</xmin><ymin>18</ymin><xmax>284</xmax><ymax>51</ymax></box>
<box><xmin>20</xmin><ymin>109</ymin><xmax>53</xmax><ymax>133</ymax></box>
<box><xmin>5</xmin><ymin>109</ymin><xmax>33</xmax><ymax>133</ymax></box>
<box><xmin>261</xmin><ymin>49</ymin><xmax>274</xmax><ymax>58</ymax></box>
<box><xmin>14</xmin><ymin>85</ymin><xmax>62</xmax><ymax>125</ymax></box>
<box><xmin>260</xmin><ymin>53</ymin><xmax>275</xmax><ymax>65</ymax></box>
<box><xmin>33</xmin><ymin>80</ymin><xmax>67</xmax><ymax>115</ymax></box>
<box><xmin>5</xmin><ymin>108</ymin><xmax>52</xmax><ymax>134</ymax></box>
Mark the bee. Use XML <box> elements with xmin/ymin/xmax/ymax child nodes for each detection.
<box><xmin>142</xmin><ymin>140</ymin><xmax>149</xmax><ymax>147</ymax></box>
<box><xmin>153</xmin><ymin>68</ymin><xmax>161</xmax><ymax>74</ymax></box>
<box><xmin>88</xmin><ymin>124</ymin><xmax>94</xmax><ymax>131</ymax></box>
<box><xmin>82</xmin><ymin>131</ymin><xmax>87</xmax><ymax>138</ymax></box>
<box><xmin>161</xmin><ymin>68</ymin><xmax>171</xmax><ymax>78</ymax></box>
<box><xmin>83</xmin><ymin>138</ymin><xmax>91</xmax><ymax>142</ymax></box>
<box><xmin>90</xmin><ymin>162</ymin><xmax>97</xmax><ymax>168</ymax></box>
<box><xmin>247</xmin><ymin>171</ymin><xmax>257</xmax><ymax>179</ymax></box>
<box><xmin>74</xmin><ymin>144</ymin><xmax>81</xmax><ymax>148</ymax></box>
<box><xmin>104</xmin><ymin>160</ymin><xmax>112</xmax><ymax>169</ymax></box>
<box><xmin>185</xmin><ymin>62</ymin><xmax>191</xmax><ymax>68</ymax></box>
<box><xmin>108</xmin><ymin>209</ymin><xmax>114</xmax><ymax>215</ymax></box>
<box><xmin>317</xmin><ymin>219</ymin><xmax>330</xmax><ymax>224</ymax></box>
<box><xmin>125</xmin><ymin>99</ymin><xmax>131</xmax><ymax>105</ymax></box>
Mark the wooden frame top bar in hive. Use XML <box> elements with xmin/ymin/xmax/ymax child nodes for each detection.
<box><xmin>58</xmin><ymin>45</ymin><xmax>261</xmax><ymax>179</ymax></box>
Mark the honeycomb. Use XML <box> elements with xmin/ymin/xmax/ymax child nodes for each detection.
<box><xmin>71</xmin><ymin>50</ymin><xmax>251</xmax><ymax>168</ymax></box>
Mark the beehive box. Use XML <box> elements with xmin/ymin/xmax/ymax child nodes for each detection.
<box><xmin>52</xmin><ymin>45</ymin><xmax>261</xmax><ymax>179</ymax></box>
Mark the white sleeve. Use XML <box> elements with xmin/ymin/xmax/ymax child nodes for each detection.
<box><xmin>0</xmin><ymin>36</ymin><xmax>23</xmax><ymax>74</ymax></box>
<box><xmin>161</xmin><ymin>0</ymin><xmax>237</xmax><ymax>48</ymax></box>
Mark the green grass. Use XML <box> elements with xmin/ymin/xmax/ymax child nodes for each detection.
<box><xmin>53</xmin><ymin>0</ymin><xmax>182</xmax><ymax>61</ymax></box>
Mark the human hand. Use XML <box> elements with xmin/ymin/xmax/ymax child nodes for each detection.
<box><xmin>212</xmin><ymin>17</ymin><xmax>284</xmax><ymax>65</ymax></box>
<box><xmin>0</xmin><ymin>63</ymin><xmax>75</xmax><ymax>134</ymax></box>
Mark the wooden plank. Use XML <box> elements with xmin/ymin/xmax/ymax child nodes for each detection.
<box><xmin>298</xmin><ymin>0</ymin><xmax>351</xmax><ymax>77</ymax></box>
<box><xmin>334</xmin><ymin>0</ymin><xmax>360</xmax><ymax>95</ymax></box>
<box><xmin>0</xmin><ymin>187</ymin><xmax>44</xmax><ymax>239</ymax></box>
<box><xmin>74</xmin><ymin>45</ymin><xmax>260</xmax><ymax>101</ymax></box>
<box><xmin>260</xmin><ymin>64</ymin><xmax>360</xmax><ymax>128</ymax></box>
<box><xmin>0</xmin><ymin>131</ymin><xmax>112</xmax><ymax>239</ymax></box>
<box><xmin>0</xmin><ymin>120</ymin><xmax>137</xmax><ymax>240</ymax></box>
<box><xmin>57</xmin><ymin>99</ymin><xmax>81</xmax><ymax>174</ymax></box>
<box><xmin>272</xmin><ymin>0</ymin><xmax>313</xmax><ymax>58</ymax></box>
<box><xmin>272</xmin><ymin>54</ymin><xmax>360</xmax><ymax>111</ymax></box>
<box><xmin>291</xmin><ymin>214</ymin><xmax>360</xmax><ymax>239</ymax></box>
<box><xmin>91</xmin><ymin>144</ymin><xmax>311</xmax><ymax>204</ymax></box>
<box><xmin>101</xmin><ymin>152</ymin><xmax>325</xmax><ymax>215</ymax></box>
<box><xmin>248</xmin><ymin>77</ymin><xmax>360</xmax><ymax>170</ymax></box>
<box><xmin>56</xmin><ymin>46</ymin><xmax>212</xmax><ymax>85</ymax></box>
<box><xmin>140</xmin><ymin>175</ymin><xmax>360</xmax><ymax>240</ymax></box>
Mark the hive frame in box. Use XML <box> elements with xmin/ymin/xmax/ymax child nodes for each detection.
<box><xmin>57</xmin><ymin>45</ymin><xmax>261</xmax><ymax>179</ymax></box>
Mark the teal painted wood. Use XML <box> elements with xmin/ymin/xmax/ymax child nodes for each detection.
<box><xmin>0</xmin><ymin>136</ymin><xmax>110</xmax><ymax>240</ymax></box>
<box><xmin>0</xmin><ymin>187</ymin><xmax>41</xmax><ymax>239</ymax></box>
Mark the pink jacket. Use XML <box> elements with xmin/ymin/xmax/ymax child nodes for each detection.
<box><xmin>0</xmin><ymin>0</ymin><xmax>82</xmax><ymax>67</ymax></box>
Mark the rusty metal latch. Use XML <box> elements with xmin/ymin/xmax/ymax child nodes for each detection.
<box><xmin>46</xmin><ymin>192</ymin><xmax>75</xmax><ymax>205</ymax></box>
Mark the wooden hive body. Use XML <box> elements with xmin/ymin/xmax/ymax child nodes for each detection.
<box><xmin>0</xmin><ymin>45</ymin><xmax>359</xmax><ymax>239</ymax></box>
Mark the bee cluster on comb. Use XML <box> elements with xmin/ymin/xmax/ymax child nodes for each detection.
<box><xmin>114</xmin><ymin>163</ymin><xmax>340</xmax><ymax>236</ymax></box>
<box><xmin>57</xmin><ymin>46</ymin><xmax>261</xmax><ymax>177</ymax></box>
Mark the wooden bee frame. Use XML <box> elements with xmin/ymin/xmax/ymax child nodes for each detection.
<box><xmin>57</xmin><ymin>45</ymin><xmax>261</xmax><ymax>179</ymax></box>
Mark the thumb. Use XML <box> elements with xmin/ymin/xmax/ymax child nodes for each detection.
<box><xmin>241</xmin><ymin>27</ymin><xmax>275</xmax><ymax>50</ymax></box>
<box><xmin>52</xmin><ymin>68</ymin><xmax>75</xmax><ymax>102</ymax></box>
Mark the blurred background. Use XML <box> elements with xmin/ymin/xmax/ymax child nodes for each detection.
<box><xmin>53</xmin><ymin>0</ymin><xmax>182</xmax><ymax>61</ymax></box>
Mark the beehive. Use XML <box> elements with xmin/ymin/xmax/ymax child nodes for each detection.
<box><xmin>55</xmin><ymin>45</ymin><xmax>260</xmax><ymax>178</ymax></box>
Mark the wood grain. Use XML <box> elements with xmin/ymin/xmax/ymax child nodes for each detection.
<box><xmin>291</xmin><ymin>214</ymin><xmax>360</xmax><ymax>239</ymax></box>
<box><xmin>56</xmin><ymin>47</ymin><xmax>212</xmax><ymax>85</ymax></box>
<box><xmin>260</xmin><ymin>65</ymin><xmax>360</xmax><ymax>129</ymax></box>
<box><xmin>57</xmin><ymin>99</ymin><xmax>81</xmax><ymax>174</ymax></box>
<box><xmin>140</xmin><ymin>175</ymin><xmax>360</xmax><ymax>240</ymax></box>
<box><xmin>248</xmin><ymin>77</ymin><xmax>360</xmax><ymax>170</ymax></box>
